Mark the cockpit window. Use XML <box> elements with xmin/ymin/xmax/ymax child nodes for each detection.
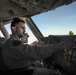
<box><xmin>32</xmin><ymin>2</ymin><xmax>76</xmax><ymax>37</ymax></box>
<box><xmin>0</xmin><ymin>30</ymin><xmax>4</xmax><ymax>37</ymax></box>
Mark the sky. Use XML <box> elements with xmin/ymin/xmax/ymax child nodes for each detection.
<box><xmin>0</xmin><ymin>2</ymin><xmax>76</xmax><ymax>44</ymax></box>
<box><xmin>32</xmin><ymin>2</ymin><xmax>76</xmax><ymax>36</ymax></box>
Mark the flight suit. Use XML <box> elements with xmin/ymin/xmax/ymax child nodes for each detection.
<box><xmin>2</xmin><ymin>35</ymin><xmax>62</xmax><ymax>75</ymax></box>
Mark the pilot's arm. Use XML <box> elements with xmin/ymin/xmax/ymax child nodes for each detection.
<box><xmin>3</xmin><ymin>39</ymin><xmax>71</xmax><ymax>61</ymax></box>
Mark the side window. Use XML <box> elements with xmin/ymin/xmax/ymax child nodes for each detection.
<box><xmin>0</xmin><ymin>30</ymin><xmax>6</xmax><ymax>44</ymax></box>
<box><xmin>0</xmin><ymin>30</ymin><xmax>4</xmax><ymax>37</ymax></box>
<box><xmin>26</xmin><ymin>24</ymin><xmax>37</xmax><ymax>44</ymax></box>
<box><xmin>4</xmin><ymin>23</ymin><xmax>37</xmax><ymax>44</ymax></box>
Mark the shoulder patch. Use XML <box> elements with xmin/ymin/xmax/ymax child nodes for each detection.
<box><xmin>12</xmin><ymin>40</ymin><xmax>22</xmax><ymax>46</ymax></box>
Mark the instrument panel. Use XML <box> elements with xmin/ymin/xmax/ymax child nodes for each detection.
<box><xmin>41</xmin><ymin>35</ymin><xmax>76</xmax><ymax>75</ymax></box>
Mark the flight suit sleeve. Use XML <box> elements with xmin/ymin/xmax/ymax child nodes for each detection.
<box><xmin>4</xmin><ymin>39</ymin><xmax>61</xmax><ymax>61</ymax></box>
<box><xmin>21</xmin><ymin>44</ymin><xmax>61</xmax><ymax>60</ymax></box>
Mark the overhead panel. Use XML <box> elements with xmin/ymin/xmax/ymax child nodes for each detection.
<box><xmin>0</xmin><ymin>0</ymin><xmax>76</xmax><ymax>22</ymax></box>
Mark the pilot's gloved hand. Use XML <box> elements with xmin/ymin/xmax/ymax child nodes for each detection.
<box><xmin>58</xmin><ymin>41</ymin><xmax>72</xmax><ymax>50</ymax></box>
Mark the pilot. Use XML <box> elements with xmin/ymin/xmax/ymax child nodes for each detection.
<box><xmin>2</xmin><ymin>17</ymin><xmax>72</xmax><ymax>75</ymax></box>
